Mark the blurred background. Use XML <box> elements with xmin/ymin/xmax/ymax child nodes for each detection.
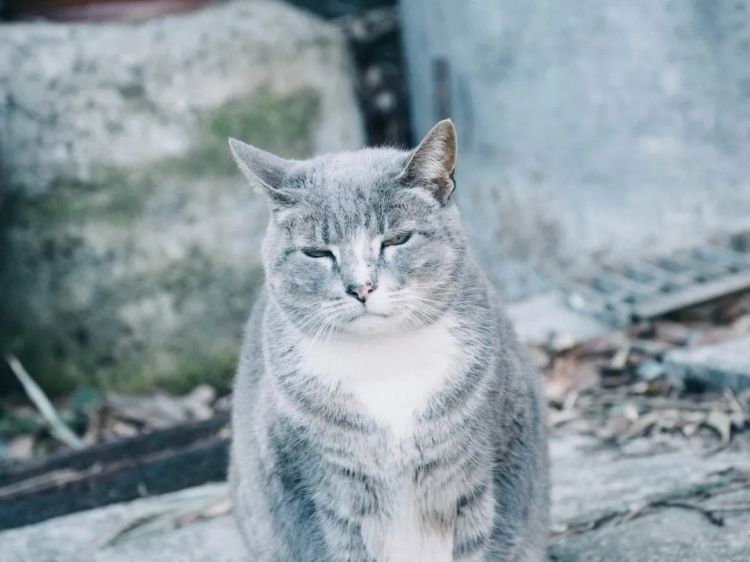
<box><xmin>1</xmin><ymin>2</ymin><xmax>750</xmax><ymax>558</ymax></box>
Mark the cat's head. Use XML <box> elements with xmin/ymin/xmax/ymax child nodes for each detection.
<box><xmin>229</xmin><ymin>120</ymin><xmax>466</xmax><ymax>336</ymax></box>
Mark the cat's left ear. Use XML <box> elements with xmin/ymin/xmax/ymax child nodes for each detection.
<box><xmin>400</xmin><ymin>119</ymin><xmax>457</xmax><ymax>204</ymax></box>
<box><xmin>228</xmin><ymin>138</ymin><xmax>297</xmax><ymax>207</ymax></box>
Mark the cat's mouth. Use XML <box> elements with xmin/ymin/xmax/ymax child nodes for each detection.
<box><xmin>340</xmin><ymin>308</ymin><xmax>394</xmax><ymax>334</ymax></box>
<box><xmin>362</xmin><ymin>310</ymin><xmax>390</xmax><ymax>318</ymax></box>
<box><xmin>344</xmin><ymin>308</ymin><xmax>392</xmax><ymax>328</ymax></box>
<box><xmin>355</xmin><ymin>309</ymin><xmax>390</xmax><ymax>319</ymax></box>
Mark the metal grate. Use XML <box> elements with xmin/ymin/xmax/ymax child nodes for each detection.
<box><xmin>564</xmin><ymin>231</ymin><xmax>750</xmax><ymax>326</ymax></box>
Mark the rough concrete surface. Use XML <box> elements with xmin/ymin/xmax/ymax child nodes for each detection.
<box><xmin>0</xmin><ymin>484</ymin><xmax>244</xmax><ymax>562</ymax></box>
<box><xmin>401</xmin><ymin>0</ymin><xmax>750</xmax><ymax>299</ymax></box>
<box><xmin>507</xmin><ymin>292</ymin><xmax>612</xmax><ymax>351</ymax></box>
<box><xmin>550</xmin><ymin>507</ymin><xmax>750</xmax><ymax>562</ymax></box>
<box><xmin>1</xmin><ymin>434</ymin><xmax>747</xmax><ymax>561</ymax></box>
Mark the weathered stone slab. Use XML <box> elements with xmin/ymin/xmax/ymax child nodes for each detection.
<box><xmin>550</xmin><ymin>434</ymin><xmax>750</xmax><ymax>560</ymax></box>
<box><xmin>0</xmin><ymin>0</ymin><xmax>364</xmax><ymax>393</ymax></box>
<box><xmin>664</xmin><ymin>335</ymin><xmax>750</xmax><ymax>392</ymax></box>
<box><xmin>507</xmin><ymin>292</ymin><xmax>612</xmax><ymax>350</ymax></box>
<box><xmin>0</xmin><ymin>483</ymin><xmax>244</xmax><ymax>561</ymax></box>
<box><xmin>549</xmin><ymin>505</ymin><xmax>750</xmax><ymax>562</ymax></box>
<box><xmin>550</xmin><ymin>434</ymin><xmax>749</xmax><ymax>526</ymax></box>
<box><xmin>1</xmin><ymin>433</ymin><xmax>747</xmax><ymax>561</ymax></box>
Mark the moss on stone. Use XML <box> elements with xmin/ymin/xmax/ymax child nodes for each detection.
<box><xmin>0</xmin><ymin>237</ymin><xmax>263</xmax><ymax>396</ymax></box>
<box><xmin>209</xmin><ymin>86</ymin><xmax>321</xmax><ymax>158</ymax></box>
<box><xmin>5</xmin><ymin>86</ymin><xmax>321</xmax><ymax>226</ymax></box>
<box><xmin>112</xmin><ymin>349</ymin><xmax>239</xmax><ymax>396</ymax></box>
<box><xmin>158</xmin><ymin>86</ymin><xmax>321</xmax><ymax>178</ymax></box>
<box><xmin>3</xmin><ymin>311</ymin><xmax>243</xmax><ymax>397</ymax></box>
<box><xmin>6</xmin><ymin>171</ymin><xmax>152</xmax><ymax>232</ymax></box>
<box><xmin>0</xmin><ymin>85</ymin><xmax>313</xmax><ymax>397</ymax></box>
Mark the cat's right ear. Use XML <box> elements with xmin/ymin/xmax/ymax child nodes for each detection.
<box><xmin>228</xmin><ymin>138</ymin><xmax>296</xmax><ymax>206</ymax></box>
<box><xmin>400</xmin><ymin>119</ymin><xmax>457</xmax><ymax>205</ymax></box>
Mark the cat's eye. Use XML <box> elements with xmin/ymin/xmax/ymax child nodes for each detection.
<box><xmin>302</xmin><ymin>248</ymin><xmax>334</xmax><ymax>259</ymax></box>
<box><xmin>382</xmin><ymin>232</ymin><xmax>413</xmax><ymax>247</ymax></box>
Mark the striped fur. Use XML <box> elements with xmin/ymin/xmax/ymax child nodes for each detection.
<box><xmin>229</xmin><ymin>121</ymin><xmax>549</xmax><ymax>561</ymax></box>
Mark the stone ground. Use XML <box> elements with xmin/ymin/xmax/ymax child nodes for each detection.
<box><xmin>1</xmin><ymin>432</ymin><xmax>748</xmax><ymax>561</ymax></box>
<box><xmin>3</xmin><ymin>293</ymin><xmax>749</xmax><ymax>560</ymax></box>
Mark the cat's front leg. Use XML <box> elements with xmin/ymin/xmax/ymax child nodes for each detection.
<box><xmin>360</xmin><ymin>495</ymin><xmax>455</xmax><ymax>562</ymax></box>
<box><xmin>451</xmin><ymin>478</ymin><xmax>495</xmax><ymax>562</ymax></box>
<box><xmin>317</xmin><ymin>511</ymin><xmax>377</xmax><ymax>562</ymax></box>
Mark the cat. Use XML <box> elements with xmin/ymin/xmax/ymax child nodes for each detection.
<box><xmin>228</xmin><ymin>119</ymin><xmax>549</xmax><ymax>562</ymax></box>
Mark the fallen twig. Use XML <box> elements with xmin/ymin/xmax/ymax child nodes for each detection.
<box><xmin>651</xmin><ymin>500</ymin><xmax>724</xmax><ymax>526</ymax></box>
<box><xmin>707</xmin><ymin>502</ymin><xmax>750</xmax><ymax>513</ymax></box>
<box><xmin>5</xmin><ymin>354</ymin><xmax>84</xmax><ymax>450</ymax></box>
<box><xmin>100</xmin><ymin>493</ymin><xmax>231</xmax><ymax>547</ymax></box>
<box><xmin>552</xmin><ymin>466</ymin><xmax>750</xmax><ymax>538</ymax></box>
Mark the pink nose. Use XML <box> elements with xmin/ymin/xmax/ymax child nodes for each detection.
<box><xmin>346</xmin><ymin>282</ymin><xmax>376</xmax><ymax>303</ymax></box>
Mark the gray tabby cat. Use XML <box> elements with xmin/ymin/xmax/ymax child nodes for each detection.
<box><xmin>229</xmin><ymin>120</ymin><xmax>549</xmax><ymax>562</ymax></box>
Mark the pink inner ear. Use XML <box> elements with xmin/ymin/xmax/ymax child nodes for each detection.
<box><xmin>409</xmin><ymin>121</ymin><xmax>456</xmax><ymax>178</ymax></box>
<box><xmin>403</xmin><ymin>121</ymin><xmax>457</xmax><ymax>202</ymax></box>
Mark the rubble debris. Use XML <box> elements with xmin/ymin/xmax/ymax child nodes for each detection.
<box><xmin>565</xmin><ymin>235</ymin><xmax>750</xmax><ymax>326</ymax></box>
<box><xmin>106</xmin><ymin>385</ymin><xmax>217</xmax><ymax>431</ymax></box>
<box><xmin>0</xmin><ymin>383</ymin><xmax>226</xmax><ymax>462</ymax></box>
<box><xmin>507</xmin><ymin>292</ymin><xmax>612</xmax><ymax>352</ymax></box>
<box><xmin>537</xmin><ymin>290</ymin><xmax>750</xmax><ymax>451</ymax></box>
<box><xmin>635</xmin><ymin>361</ymin><xmax>665</xmax><ymax>381</ymax></box>
<box><xmin>665</xmin><ymin>336</ymin><xmax>750</xmax><ymax>393</ymax></box>
<box><xmin>0</xmin><ymin>415</ymin><xmax>229</xmax><ymax>530</ymax></box>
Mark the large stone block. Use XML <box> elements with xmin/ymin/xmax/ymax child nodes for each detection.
<box><xmin>0</xmin><ymin>0</ymin><xmax>364</xmax><ymax>393</ymax></box>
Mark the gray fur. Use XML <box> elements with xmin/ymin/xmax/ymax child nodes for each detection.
<box><xmin>229</xmin><ymin>120</ymin><xmax>549</xmax><ymax>561</ymax></box>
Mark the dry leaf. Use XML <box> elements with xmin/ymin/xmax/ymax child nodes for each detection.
<box><xmin>703</xmin><ymin>410</ymin><xmax>732</xmax><ymax>446</ymax></box>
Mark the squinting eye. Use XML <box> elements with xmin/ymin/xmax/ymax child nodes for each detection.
<box><xmin>302</xmin><ymin>248</ymin><xmax>334</xmax><ymax>259</ymax></box>
<box><xmin>382</xmin><ymin>232</ymin><xmax>413</xmax><ymax>247</ymax></box>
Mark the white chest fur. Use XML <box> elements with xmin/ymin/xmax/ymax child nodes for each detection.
<box><xmin>299</xmin><ymin>314</ymin><xmax>461</xmax><ymax>561</ymax></box>
<box><xmin>298</xmin><ymin>314</ymin><xmax>464</xmax><ymax>439</ymax></box>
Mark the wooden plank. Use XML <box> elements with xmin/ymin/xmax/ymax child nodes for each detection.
<box><xmin>0</xmin><ymin>413</ymin><xmax>228</xmax><ymax>488</ymax></box>
<box><xmin>632</xmin><ymin>272</ymin><xmax>750</xmax><ymax>320</ymax></box>
<box><xmin>0</xmin><ymin>438</ymin><xmax>229</xmax><ymax>531</ymax></box>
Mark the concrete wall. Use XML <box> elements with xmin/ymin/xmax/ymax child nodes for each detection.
<box><xmin>400</xmin><ymin>0</ymin><xmax>750</xmax><ymax>299</ymax></box>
